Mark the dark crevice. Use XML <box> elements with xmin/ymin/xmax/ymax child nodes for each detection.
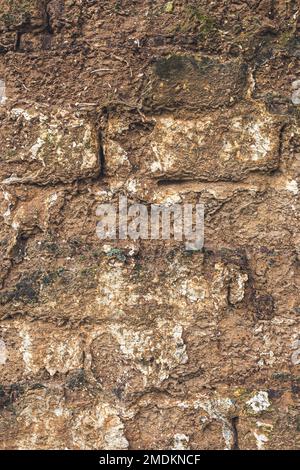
<box><xmin>98</xmin><ymin>131</ymin><xmax>105</xmax><ymax>177</ymax></box>
<box><xmin>157</xmin><ymin>177</ymin><xmax>243</xmax><ymax>186</ymax></box>
<box><xmin>269</xmin><ymin>0</ymin><xmax>276</xmax><ymax>19</ymax></box>
<box><xmin>157</xmin><ymin>177</ymin><xmax>253</xmax><ymax>186</ymax></box>
<box><xmin>13</xmin><ymin>1</ymin><xmax>53</xmax><ymax>51</ymax></box>
<box><xmin>231</xmin><ymin>416</ymin><xmax>240</xmax><ymax>450</ymax></box>
<box><xmin>278</xmin><ymin>123</ymin><xmax>288</xmax><ymax>169</ymax></box>
<box><xmin>14</xmin><ymin>31</ymin><xmax>21</xmax><ymax>51</ymax></box>
<box><xmin>158</xmin><ymin>178</ymin><xmax>195</xmax><ymax>186</ymax></box>
<box><xmin>45</xmin><ymin>3</ymin><xmax>54</xmax><ymax>35</ymax></box>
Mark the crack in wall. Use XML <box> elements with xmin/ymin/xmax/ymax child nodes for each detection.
<box><xmin>13</xmin><ymin>0</ymin><xmax>53</xmax><ymax>51</ymax></box>
<box><xmin>98</xmin><ymin>131</ymin><xmax>105</xmax><ymax>178</ymax></box>
<box><xmin>231</xmin><ymin>416</ymin><xmax>239</xmax><ymax>450</ymax></box>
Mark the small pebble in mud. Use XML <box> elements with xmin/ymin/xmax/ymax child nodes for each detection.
<box><xmin>291</xmin><ymin>80</ymin><xmax>300</xmax><ymax>105</ymax></box>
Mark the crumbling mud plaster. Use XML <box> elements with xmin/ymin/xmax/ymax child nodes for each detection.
<box><xmin>0</xmin><ymin>0</ymin><xmax>300</xmax><ymax>450</ymax></box>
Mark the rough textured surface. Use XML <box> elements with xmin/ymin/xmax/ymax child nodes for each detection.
<box><xmin>0</xmin><ymin>0</ymin><xmax>299</xmax><ymax>450</ymax></box>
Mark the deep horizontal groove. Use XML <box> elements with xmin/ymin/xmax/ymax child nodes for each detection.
<box><xmin>157</xmin><ymin>179</ymin><xmax>248</xmax><ymax>188</ymax></box>
<box><xmin>157</xmin><ymin>170</ymin><xmax>285</xmax><ymax>188</ymax></box>
<box><xmin>158</xmin><ymin>179</ymin><xmax>201</xmax><ymax>186</ymax></box>
<box><xmin>157</xmin><ymin>179</ymin><xmax>235</xmax><ymax>186</ymax></box>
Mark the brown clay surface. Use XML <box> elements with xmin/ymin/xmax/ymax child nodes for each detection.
<box><xmin>0</xmin><ymin>0</ymin><xmax>299</xmax><ymax>450</ymax></box>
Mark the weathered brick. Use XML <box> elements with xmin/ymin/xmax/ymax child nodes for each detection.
<box><xmin>145</xmin><ymin>55</ymin><xmax>247</xmax><ymax>112</ymax></box>
<box><xmin>0</xmin><ymin>106</ymin><xmax>99</xmax><ymax>184</ymax></box>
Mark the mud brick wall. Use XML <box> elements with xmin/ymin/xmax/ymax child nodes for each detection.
<box><xmin>0</xmin><ymin>0</ymin><xmax>300</xmax><ymax>450</ymax></box>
